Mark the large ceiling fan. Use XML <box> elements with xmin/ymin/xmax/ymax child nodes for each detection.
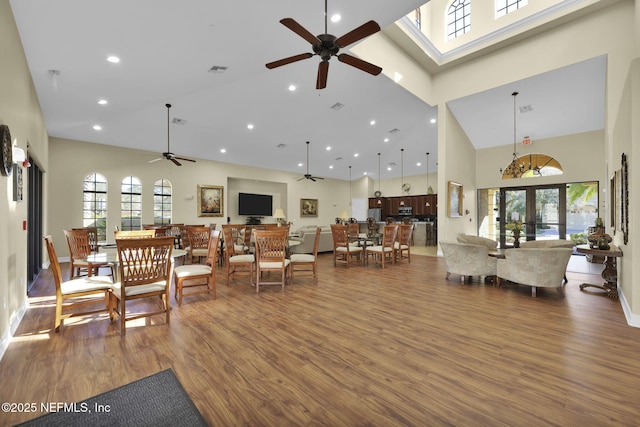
<box><xmin>149</xmin><ymin>104</ymin><xmax>196</xmax><ymax>166</ymax></box>
<box><xmin>265</xmin><ymin>0</ymin><xmax>382</xmax><ymax>89</ymax></box>
<box><xmin>297</xmin><ymin>141</ymin><xmax>324</xmax><ymax>181</ymax></box>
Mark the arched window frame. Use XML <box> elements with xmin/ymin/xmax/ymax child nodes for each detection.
<box><xmin>82</xmin><ymin>173</ymin><xmax>108</xmax><ymax>242</ymax></box>
<box><xmin>447</xmin><ymin>0</ymin><xmax>471</xmax><ymax>41</ymax></box>
<box><xmin>154</xmin><ymin>179</ymin><xmax>172</xmax><ymax>225</ymax></box>
<box><xmin>495</xmin><ymin>0</ymin><xmax>528</xmax><ymax>18</ymax></box>
<box><xmin>121</xmin><ymin>176</ymin><xmax>142</xmax><ymax>231</ymax></box>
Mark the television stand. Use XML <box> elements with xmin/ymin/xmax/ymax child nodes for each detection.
<box><xmin>246</xmin><ymin>217</ymin><xmax>263</xmax><ymax>225</ymax></box>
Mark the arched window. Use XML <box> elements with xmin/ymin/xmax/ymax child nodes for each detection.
<box><xmin>82</xmin><ymin>173</ymin><xmax>107</xmax><ymax>242</ymax></box>
<box><xmin>154</xmin><ymin>179</ymin><xmax>172</xmax><ymax>225</ymax></box>
<box><xmin>447</xmin><ymin>0</ymin><xmax>471</xmax><ymax>40</ymax></box>
<box><xmin>496</xmin><ymin>0</ymin><xmax>528</xmax><ymax>18</ymax></box>
<box><xmin>414</xmin><ymin>7</ymin><xmax>422</xmax><ymax>30</ymax></box>
<box><xmin>121</xmin><ymin>176</ymin><xmax>142</xmax><ymax>230</ymax></box>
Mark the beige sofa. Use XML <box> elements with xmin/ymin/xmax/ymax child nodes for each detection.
<box><xmin>496</xmin><ymin>248</ymin><xmax>572</xmax><ymax>297</ymax></box>
<box><xmin>519</xmin><ymin>239</ymin><xmax>575</xmax><ymax>249</ymax></box>
<box><xmin>457</xmin><ymin>234</ymin><xmax>498</xmax><ymax>250</ymax></box>
<box><xmin>290</xmin><ymin>226</ymin><xmax>333</xmax><ymax>254</ymax></box>
<box><xmin>440</xmin><ymin>241</ymin><xmax>497</xmax><ymax>284</ymax></box>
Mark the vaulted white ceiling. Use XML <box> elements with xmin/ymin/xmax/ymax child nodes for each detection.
<box><xmin>9</xmin><ymin>0</ymin><xmax>605</xmax><ymax>181</ymax></box>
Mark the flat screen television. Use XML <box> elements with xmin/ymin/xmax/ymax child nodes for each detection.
<box><xmin>238</xmin><ymin>192</ymin><xmax>273</xmax><ymax>216</ymax></box>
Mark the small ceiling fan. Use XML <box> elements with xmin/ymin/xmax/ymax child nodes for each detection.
<box><xmin>149</xmin><ymin>103</ymin><xmax>196</xmax><ymax>166</ymax></box>
<box><xmin>297</xmin><ymin>141</ymin><xmax>324</xmax><ymax>181</ymax></box>
<box><xmin>266</xmin><ymin>0</ymin><xmax>382</xmax><ymax>89</ymax></box>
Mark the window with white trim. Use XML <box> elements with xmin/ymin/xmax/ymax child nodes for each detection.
<box><xmin>154</xmin><ymin>179</ymin><xmax>172</xmax><ymax>225</ymax></box>
<box><xmin>447</xmin><ymin>0</ymin><xmax>471</xmax><ymax>40</ymax></box>
<box><xmin>82</xmin><ymin>173</ymin><xmax>107</xmax><ymax>242</ymax></box>
<box><xmin>496</xmin><ymin>0</ymin><xmax>528</xmax><ymax>18</ymax></box>
<box><xmin>121</xmin><ymin>176</ymin><xmax>142</xmax><ymax>231</ymax></box>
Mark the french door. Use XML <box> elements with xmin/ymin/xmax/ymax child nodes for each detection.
<box><xmin>498</xmin><ymin>184</ymin><xmax>565</xmax><ymax>247</ymax></box>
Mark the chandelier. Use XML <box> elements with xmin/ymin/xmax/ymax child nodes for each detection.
<box><xmin>499</xmin><ymin>91</ymin><xmax>526</xmax><ymax>179</ymax></box>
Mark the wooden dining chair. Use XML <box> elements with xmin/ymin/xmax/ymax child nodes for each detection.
<box><xmin>290</xmin><ymin>226</ymin><xmax>321</xmax><ymax>281</ymax></box>
<box><xmin>253</xmin><ymin>228</ymin><xmax>291</xmax><ymax>293</ymax></box>
<box><xmin>394</xmin><ymin>223</ymin><xmax>414</xmax><ymax>263</ymax></box>
<box><xmin>366</xmin><ymin>224</ymin><xmax>399</xmax><ymax>268</ymax></box>
<box><xmin>73</xmin><ymin>226</ymin><xmax>101</xmax><ymax>253</ymax></box>
<box><xmin>330</xmin><ymin>224</ymin><xmax>363</xmax><ymax>268</ymax></box>
<box><xmin>111</xmin><ymin>236</ymin><xmax>174</xmax><ymax>335</ymax></box>
<box><xmin>221</xmin><ymin>224</ymin><xmax>255</xmax><ymax>286</ymax></box>
<box><xmin>173</xmin><ymin>229</ymin><xmax>220</xmax><ymax>306</ymax></box>
<box><xmin>64</xmin><ymin>228</ymin><xmax>113</xmax><ymax>279</ymax></box>
<box><xmin>44</xmin><ymin>236</ymin><xmax>115</xmax><ymax>332</ymax></box>
<box><xmin>186</xmin><ymin>226</ymin><xmax>210</xmax><ymax>264</ymax></box>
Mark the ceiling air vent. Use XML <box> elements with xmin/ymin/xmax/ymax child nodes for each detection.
<box><xmin>276</xmin><ymin>143</ymin><xmax>287</xmax><ymax>148</ymax></box>
<box><xmin>388</xmin><ymin>128</ymin><xmax>400</xmax><ymax>134</ymax></box>
<box><xmin>172</xmin><ymin>118</ymin><xmax>186</xmax><ymax>125</ymax></box>
<box><xmin>519</xmin><ymin>105</ymin><xmax>533</xmax><ymax>113</ymax></box>
<box><xmin>208</xmin><ymin>65</ymin><xmax>228</xmax><ymax>73</ymax></box>
<box><xmin>331</xmin><ymin>102</ymin><xmax>344</xmax><ymax>110</ymax></box>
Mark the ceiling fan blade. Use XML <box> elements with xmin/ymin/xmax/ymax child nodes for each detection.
<box><xmin>296</xmin><ymin>177</ymin><xmax>305</xmax><ymax>181</ymax></box>
<box><xmin>315</xmin><ymin>177</ymin><xmax>324</xmax><ymax>180</ymax></box>
<box><xmin>280</xmin><ymin>18</ymin><xmax>322</xmax><ymax>45</ymax></box>
<box><xmin>148</xmin><ymin>157</ymin><xmax>163</xmax><ymax>163</ymax></box>
<box><xmin>337</xmin><ymin>54</ymin><xmax>382</xmax><ymax>75</ymax></box>
<box><xmin>335</xmin><ymin>20</ymin><xmax>380</xmax><ymax>47</ymax></box>
<box><xmin>174</xmin><ymin>156</ymin><xmax>196</xmax><ymax>163</ymax></box>
<box><xmin>310</xmin><ymin>177</ymin><xmax>316</xmax><ymax>182</ymax></box>
<box><xmin>170</xmin><ymin>158</ymin><xmax>182</xmax><ymax>166</ymax></box>
<box><xmin>266</xmin><ymin>53</ymin><xmax>313</xmax><ymax>69</ymax></box>
<box><xmin>316</xmin><ymin>60</ymin><xmax>329</xmax><ymax>89</ymax></box>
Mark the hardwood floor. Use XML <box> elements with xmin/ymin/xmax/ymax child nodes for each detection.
<box><xmin>2</xmin><ymin>253</ymin><xmax>640</xmax><ymax>426</ymax></box>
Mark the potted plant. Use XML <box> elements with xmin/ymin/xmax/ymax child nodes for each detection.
<box><xmin>506</xmin><ymin>220</ymin><xmax>524</xmax><ymax>248</ymax></box>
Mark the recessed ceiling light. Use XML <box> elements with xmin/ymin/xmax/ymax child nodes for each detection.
<box><xmin>288</xmin><ymin>84</ymin><xmax>296</xmax><ymax>91</ymax></box>
<box><xmin>326</xmin><ymin>146</ymin><xmax>331</xmax><ymax>151</ymax></box>
<box><xmin>384</xmin><ymin>138</ymin><xmax>389</xmax><ymax>142</ymax></box>
<box><xmin>430</xmin><ymin>118</ymin><xmax>437</xmax><ymax>124</ymax></box>
<box><xmin>387</xmin><ymin>166</ymin><xmax>392</xmax><ymax>171</ymax></box>
<box><xmin>106</xmin><ymin>56</ymin><xmax>120</xmax><ymax>63</ymax></box>
<box><xmin>331</xmin><ymin>14</ymin><xmax>341</xmax><ymax>23</ymax></box>
<box><xmin>329</xmin><ymin>165</ymin><xmax>334</xmax><ymax>169</ymax></box>
<box><xmin>370</xmin><ymin>120</ymin><xmax>376</xmax><ymax>126</ymax></box>
<box><xmin>363</xmin><ymin>172</ymin><xmax>368</xmax><ymax>175</ymax></box>
<box><xmin>220</xmin><ymin>148</ymin><xmax>226</xmax><ymax>153</ymax></box>
<box><xmin>298</xmin><ymin>162</ymin><xmax>303</xmax><ymax>167</ymax></box>
<box><xmin>97</xmin><ymin>99</ymin><xmax>108</xmax><ymax>105</ymax></box>
<box><xmin>247</xmin><ymin>124</ymin><xmax>254</xmax><ymax>130</ymax></box>
<box><xmin>354</xmin><ymin>153</ymin><xmax>359</xmax><ymax>157</ymax></box>
<box><xmin>417</xmin><ymin>162</ymin><xmax>421</xmax><ymax>166</ymax></box>
<box><xmin>92</xmin><ymin>125</ymin><xmax>102</xmax><ymax>131</ymax></box>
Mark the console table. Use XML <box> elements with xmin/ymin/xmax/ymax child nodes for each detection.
<box><xmin>575</xmin><ymin>244</ymin><xmax>623</xmax><ymax>299</ymax></box>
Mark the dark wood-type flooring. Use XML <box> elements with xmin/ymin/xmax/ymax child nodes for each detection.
<box><xmin>2</xmin><ymin>253</ymin><xmax>640</xmax><ymax>426</ymax></box>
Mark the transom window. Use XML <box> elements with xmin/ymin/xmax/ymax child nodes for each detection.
<box><xmin>414</xmin><ymin>7</ymin><xmax>422</xmax><ymax>30</ymax></box>
<box><xmin>496</xmin><ymin>0</ymin><xmax>528</xmax><ymax>18</ymax></box>
<box><xmin>154</xmin><ymin>179</ymin><xmax>172</xmax><ymax>225</ymax></box>
<box><xmin>121</xmin><ymin>176</ymin><xmax>142</xmax><ymax>231</ymax></box>
<box><xmin>447</xmin><ymin>0</ymin><xmax>471</xmax><ymax>40</ymax></box>
<box><xmin>82</xmin><ymin>173</ymin><xmax>107</xmax><ymax>242</ymax></box>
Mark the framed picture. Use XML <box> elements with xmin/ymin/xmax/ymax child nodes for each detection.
<box><xmin>197</xmin><ymin>185</ymin><xmax>224</xmax><ymax>217</ymax></box>
<box><xmin>300</xmin><ymin>198</ymin><xmax>318</xmax><ymax>217</ymax></box>
<box><xmin>610</xmin><ymin>171</ymin><xmax>618</xmax><ymax>232</ymax></box>
<box><xmin>447</xmin><ymin>181</ymin><xmax>463</xmax><ymax>217</ymax></box>
<box><xmin>12</xmin><ymin>164</ymin><xmax>23</xmax><ymax>202</ymax></box>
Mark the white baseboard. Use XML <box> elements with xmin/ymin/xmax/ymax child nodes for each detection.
<box><xmin>0</xmin><ymin>298</ymin><xmax>28</xmax><ymax>362</ymax></box>
<box><xmin>619</xmin><ymin>289</ymin><xmax>640</xmax><ymax>328</ymax></box>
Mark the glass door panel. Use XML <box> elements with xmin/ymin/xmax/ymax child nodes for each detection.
<box><xmin>534</xmin><ymin>187</ymin><xmax>560</xmax><ymax>241</ymax></box>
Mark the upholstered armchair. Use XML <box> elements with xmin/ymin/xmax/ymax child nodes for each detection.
<box><xmin>439</xmin><ymin>241</ymin><xmax>497</xmax><ymax>284</ymax></box>
<box><xmin>456</xmin><ymin>234</ymin><xmax>498</xmax><ymax>250</ymax></box>
<box><xmin>496</xmin><ymin>248</ymin><xmax>572</xmax><ymax>298</ymax></box>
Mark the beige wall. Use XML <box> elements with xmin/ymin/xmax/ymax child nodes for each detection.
<box><xmin>48</xmin><ymin>137</ymin><xmax>353</xmax><ymax>257</ymax></box>
<box><xmin>0</xmin><ymin>0</ymin><xmax>49</xmax><ymax>352</ymax></box>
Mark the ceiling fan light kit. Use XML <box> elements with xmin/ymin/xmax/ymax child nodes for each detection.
<box><xmin>265</xmin><ymin>0</ymin><xmax>383</xmax><ymax>89</ymax></box>
<box><xmin>149</xmin><ymin>104</ymin><xmax>196</xmax><ymax>167</ymax></box>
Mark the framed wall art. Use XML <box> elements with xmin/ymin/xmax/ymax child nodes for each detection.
<box><xmin>197</xmin><ymin>185</ymin><xmax>224</xmax><ymax>217</ymax></box>
<box><xmin>300</xmin><ymin>198</ymin><xmax>318</xmax><ymax>217</ymax></box>
<box><xmin>447</xmin><ymin>181</ymin><xmax>463</xmax><ymax>217</ymax></box>
<box><xmin>13</xmin><ymin>164</ymin><xmax>23</xmax><ymax>202</ymax></box>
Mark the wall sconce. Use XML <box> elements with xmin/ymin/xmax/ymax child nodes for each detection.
<box><xmin>12</xmin><ymin>146</ymin><xmax>26</xmax><ymax>164</ymax></box>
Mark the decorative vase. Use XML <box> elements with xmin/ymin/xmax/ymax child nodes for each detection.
<box><xmin>597</xmin><ymin>237</ymin><xmax>610</xmax><ymax>250</ymax></box>
<box><xmin>595</xmin><ymin>217</ymin><xmax>604</xmax><ymax>227</ymax></box>
<box><xmin>513</xmin><ymin>230</ymin><xmax>521</xmax><ymax>248</ymax></box>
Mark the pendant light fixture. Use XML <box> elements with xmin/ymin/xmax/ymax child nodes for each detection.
<box><xmin>349</xmin><ymin>165</ymin><xmax>353</xmax><ymax>218</ymax></box>
<box><xmin>400</xmin><ymin>148</ymin><xmax>405</xmax><ymax>206</ymax></box>
<box><xmin>425</xmin><ymin>152</ymin><xmax>431</xmax><ymax>206</ymax></box>
<box><xmin>499</xmin><ymin>91</ymin><xmax>526</xmax><ymax>179</ymax></box>
<box><xmin>377</xmin><ymin>152</ymin><xmax>382</xmax><ymax>205</ymax></box>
